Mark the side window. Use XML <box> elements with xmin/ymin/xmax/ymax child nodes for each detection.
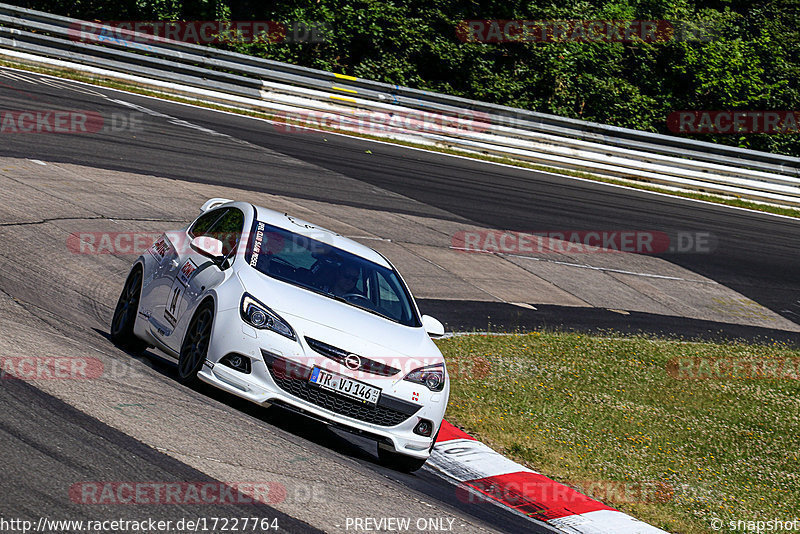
<box><xmin>208</xmin><ymin>208</ymin><xmax>245</xmax><ymax>258</ymax></box>
<box><xmin>190</xmin><ymin>208</ymin><xmax>228</xmax><ymax>238</ymax></box>
<box><xmin>375</xmin><ymin>271</ymin><xmax>403</xmax><ymax>320</ymax></box>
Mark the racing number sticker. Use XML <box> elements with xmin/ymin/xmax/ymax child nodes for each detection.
<box><xmin>164</xmin><ymin>259</ymin><xmax>198</xmax><ymax>327</ymax></box>
<box><xmin>167</xmin><ymin>286</ymin><xmax>181</xmax><ymax>318</ymax></box>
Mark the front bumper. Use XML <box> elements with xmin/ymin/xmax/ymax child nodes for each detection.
<box><xmin>196</xmin><ymin>306</ymin><xmax>448</xmax><ymax>459</ymax></box>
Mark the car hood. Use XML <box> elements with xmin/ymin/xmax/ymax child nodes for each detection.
<box><xmin>236</xmin><ymin>267</ymin><xmax>442</xmax><ymax>366</ymax></box>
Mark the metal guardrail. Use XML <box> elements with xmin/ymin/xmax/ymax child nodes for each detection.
<box><xmin>1</xmin><ymin>3</ymin><xmax>799</xmax><ymax>207</ymax></box>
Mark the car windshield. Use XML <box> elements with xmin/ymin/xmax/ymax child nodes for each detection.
<box><xmin>245</xmin><ymin>220</ymin><xmax>420</xmax><ymax>327</ymax></box>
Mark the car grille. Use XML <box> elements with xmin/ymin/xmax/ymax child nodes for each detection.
<box><xmin>261</xmin><ymin>350</ymin><xmax>419</xmax><ymax>427</ymax></box>
<box><xmin>305</xmin><ymin>337</ymin><xmax>401</xmax><ymax>377</ymax></box>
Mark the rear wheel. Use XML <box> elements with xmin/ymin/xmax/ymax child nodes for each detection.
<box><xmin>177</xmin><ymin>302</ymin><xmax>214</xmax><ymax>385</ymax></box>
<box><xmin>110</xmin><ymin>266</ymin><xmax>147</xmax><ymax>354</ymax></box>
<box><xmin>378</xmin><ymin>446</ymin><xmax>428</xmax><ymax>473</ymax></box>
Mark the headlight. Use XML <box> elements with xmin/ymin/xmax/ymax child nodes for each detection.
<box><xmin>240</xmin><ymin>293</ymin><xmax>296</xmax><ymax>340</ymax></box>
<box><xmin>403</xmin><ymin>363</ymin><xmax>445</xmax><ymax>392</ymax></box>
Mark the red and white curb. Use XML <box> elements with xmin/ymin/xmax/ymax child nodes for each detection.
<box><xmin>429</xmin><ymin>421</ymin><xmax>669</xmax><ymax>534</ymax></box>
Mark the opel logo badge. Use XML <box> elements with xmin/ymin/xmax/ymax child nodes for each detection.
<box><xmin>345</xmin><ymin>353</ymin><xmax>361</xmax><ymax>370</ymax></box>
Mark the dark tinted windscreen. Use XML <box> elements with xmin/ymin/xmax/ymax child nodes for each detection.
<box><xmin>246</xmin><ymin>221</ymin><xmax>420</xmax><ymax>327</ymax></box>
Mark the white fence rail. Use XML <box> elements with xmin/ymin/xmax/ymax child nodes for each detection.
<box><xmin>0</xmin><ymin>3</ymin><xmax>798</xmax><ymax>207</ymax></box>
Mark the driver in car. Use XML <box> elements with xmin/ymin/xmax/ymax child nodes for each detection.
<box><xmin>331</xmin><ymin>266</ymin><xmax>360</xmax><ymax>296</ymax></box>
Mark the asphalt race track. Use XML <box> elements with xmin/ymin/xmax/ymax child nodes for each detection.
<box><xmin>0</xmin><ymin>66</ymin><xmax>798</xmax><ymax>533</ymax></box>
<box><xmin>0</xmin><ymin>378</ymin><xmax>324</xmax><ymax>533</ymax></box>
<box><xmin>1</xmin><ymin>70</ymin><xmax>799</xmax><ymax>329</ymax></box>
<box><xmin>0</xmin><ymin>68</ymin><xmax>565</xmax><ymax>533</ymax></box>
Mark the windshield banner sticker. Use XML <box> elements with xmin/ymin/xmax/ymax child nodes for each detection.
<box><xmin>250</xmin><ymin>222</ymin><xmax>265</xmax><ymax>267</ymax></box>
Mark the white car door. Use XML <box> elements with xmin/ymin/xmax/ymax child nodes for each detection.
<box><xmin>140</xmin><ymin>230</ymin><xmax>183</xmax><ymax>337</ymax></box>
<box><xmin>162</xmin><ymin>207</ymin><xmax>245</xmax><ymax>353</ymax></box>
<box><xmin>144</xmin><ymin>208</ymin><xmax>226</xmax><ymax>344</ymax></box>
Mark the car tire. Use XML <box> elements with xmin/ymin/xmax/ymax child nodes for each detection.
<box><xmin>110</xmin><ymin>266</ymin><xmax>147</xmax><ymax>354</ymax></box>
<box><xmin>378</xmin><ymin>447</ymin><xmax>428</xmax><ymax>473</ymax></box>
<box><xmin>177</xmin><ymin>301</ymin><xmax>214</xmax><ymax>385</ymax></box>
<box><xmin>429</xmin><ymin>427</ymin><xmax>441</xmax><ymax>453</ymax></box>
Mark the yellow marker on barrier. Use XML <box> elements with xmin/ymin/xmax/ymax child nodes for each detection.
<box><xmin>334</xmin><ymin>73</ymin><xmax>357</xmax><ymax>81</ymax></box>
<box><xmin>332</xmin><ymin>85</ymin><xmax>358</xmax><ymax>94</ymax></box>
<box><xmin>330</xmin><ymin>95</ymin><xmax>358</xmax><ymax>104</ymax></box>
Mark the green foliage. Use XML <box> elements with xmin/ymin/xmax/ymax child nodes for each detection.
<box><xmin>11</xmin><ymin>0</ymin><xmax>800</xmax><ymax>156</ymax></box>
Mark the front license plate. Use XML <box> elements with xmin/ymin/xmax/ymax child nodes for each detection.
<box><xmin>309</xmin><ymin>367</ymin><xmax>380</xmax><ymax>406</ymax></box>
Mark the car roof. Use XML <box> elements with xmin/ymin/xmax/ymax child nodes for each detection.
<box><xmin>246</xmin><ymin>203</ymin><xmax>392</xmax><ymax>269</ymax></box>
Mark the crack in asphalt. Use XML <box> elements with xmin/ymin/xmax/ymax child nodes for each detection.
<box><xmin>0</xmin><ymin>216</ymin><xmax>187</xmax><ymax>227</ymax></box>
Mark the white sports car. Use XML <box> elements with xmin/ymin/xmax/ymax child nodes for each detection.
<box><xmin>111</xmin><ymin>199</ymin><xmax>449</xmax><ymax>471</ymax></box>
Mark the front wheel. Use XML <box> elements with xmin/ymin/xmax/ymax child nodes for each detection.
<box><xmin>110</xmin><ymin>266</ymin><xmax>147</xmax><ymax>354</ymax></box>
<box><xmin>177</xmin><ymin>302</ymin><xmax>214</xmax><ymax>385</ymax></box>
<box><xmin>378</xmin><ymin>447</ymin><xmax>428</xmax><ymax>473</ymax></box>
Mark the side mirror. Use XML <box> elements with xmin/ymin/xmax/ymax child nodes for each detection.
<box><xmin>190</xmin><ymin>236</ymin><xmax>225</xmax><ymax>263</ymax></box>
<box><xmin>421</xmin><ymin>315</ymin><xmax>445</xmax><ymax>338</ymax></box>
